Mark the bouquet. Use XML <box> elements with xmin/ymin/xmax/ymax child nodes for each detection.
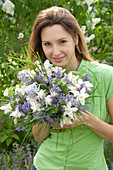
<box><xmin>0</xmin><ymin>58</ymin><xmax>93</xmax><ymax>133</ymax></box>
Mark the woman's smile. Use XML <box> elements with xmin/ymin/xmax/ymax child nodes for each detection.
<box><xmin>52</xmin><ymin>56</ymin><xmax>65</xmax><ymax>62</ymax></box>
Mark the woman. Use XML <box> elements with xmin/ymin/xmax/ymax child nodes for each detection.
<box><xmin>30</xmin><ymin>6</ymin><xmax>113</xmax><ymax>170</ymax></box>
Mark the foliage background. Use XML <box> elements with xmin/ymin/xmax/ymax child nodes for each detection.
<box><xmin>0</xmin><ymin>0</ymin><xmax>113</xmax><ymax>169</ymax></box>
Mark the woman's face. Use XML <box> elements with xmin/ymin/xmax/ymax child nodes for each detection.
<box><xmin>41</xmin><ymin>24</ymin><xmax>77</xmax><ymax>70</ymax></box>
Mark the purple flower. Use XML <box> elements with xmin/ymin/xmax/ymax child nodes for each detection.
<box><xmin>48</xmin><ymin>76</ymin><xmax>55</xmax><ymax>84</ymax></box>
<box><xmin>83</xmin><ymin>74</ymin><xmax>90</xmax><ymax>81</ymax></box>
<box><xmin>18</xmin><ymin>70</ymin><xmax>32</xmax><ymax>83</ymax></box>
<box><xmin>101</xmin><ymin>60</ymin><xmax>106</xmax><ymax>64</ymax></box>
<box><xmin>16</xmin><ymin>125</ymin><xmax>27</xmax><ymax>132</ymax></box>
<box><xmin>21</xmin><ymin>102</ymin><xmax>31</xmax><ymax>114</ymax></box>
<box><xmin>53</xmin><ymin>84</ymin><xmax>62</xmax><ymax>92</ymax></box>
<box><xmin>109</xmin><ymin>57</ymin><xmax>113</xmax><ymax>62</ymax></box>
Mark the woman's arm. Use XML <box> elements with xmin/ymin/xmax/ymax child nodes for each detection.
<box><xmin>75</xmin><ymin>96</ymin><xmax>113</xmax><ymax>143</ymax></box>
<box><xmin>32</xmin><ymin>122</ymin><xmax>50</xmax><ymax>143</ymax></box>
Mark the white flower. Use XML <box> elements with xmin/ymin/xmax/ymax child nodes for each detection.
<box><xmin>68</xmin><ymin>72</ymin><xmax>83</xmax><ymax>89</ymax></box>
<box><xmin>84</xmin><ymin>81</ymin><xmax>93</xmax><ymax>91</ymax></box>
<box><xmin>61</xmin><ymin>73</ymin><xmax>68</xmax><ymax>85</ymax></box>
<box><xmin>85</xmin><ymin>34</ymin><xmax>95</xmax><ymax>43</ymax></box>
<box><xmin>15</xmin><ymin>84</ymin><xmax>26</xmax><ymax>95</ymax></box>
<box><xmin>34</xmin><ymin>60</ymin><xmax>40</xmax><ymax>65</ymax></box>
<box><xmin>68</xmin><ymin>72</ymin><xmax>79</xmax><ymax>83</ymax></box>
<box><xmin>0</xmin><ymin>103</ymin><xmax>12</xmax><ymax>114</ymax></box>
<box><xmin>60</xmin><ymin>117</ymin><xmax>72</xmax><ymax>128</ymax></box>
<box><xmin>46</xmin><ymin>67</ymin><xmax>53</xmax><ymax>77</ymax></box>
<box><xmin>81</xmin><ymin>25</ymin><xmax>86</xmax><ymax>34</ymax></box>
<box><xmin>9</xmin><ymin>17</ymin><xmax>16</xmax><ymax>23</ymax></box>
<box><xmin>29</xmin><ymin>70</ymin><xmax>36</xmax><ymax>77</ymax></box>
<box><xmin>18</xmin><ymin>33</ymin><xmax>24</xmax><ymax>39</ymax></box>
<box><xmin>35</xmin><ymin>61</ymin><xmax>42</xmax><ymax>71</ymax></box>
<box><xmin>44</xmin><ymin>60</ymin><xmax>53</xmax><ymax>70</ymax></box>
<box><xmin>50</xmin><ymin>91</ymin><xmax>58</xmax><ymax>97</ymax></box>
<box><xmin>45</xmin><ymin>95</ymin><xmax>53</xmax><ymax>106</ymax></box>
<box><xmin>52</xmin><ymin>66</ymin><xmax>65</xmax><ymax>75</ymax></box>
<box><xmin>4</xmin><ymin>88</ymin><xmax>9</xmax><ymax>96</ymax></box>
<box><xmin>29</xmin><ymin>98</ymin><xmax>41</xmax><ymax>112</ymax></box>
<box><xmin>76</xmin><ymin>87</ymin><xmax>89</xmax><ymax>105</ymax></box>
<box><xmin>44</xmin><ymin>60</ymin><xmax>54</xmax><ymax>77</ymax></box>
<box><xmin>38</xmin><ymin>89</ymin><xmax>46</xmax><ymax>100</ymax></box>
<box><xmin>10</xmin><ymin>108</ymin><xmax>24</xmax><ymax>118</ymax></box>
<box><xmin>68</xmin><ymin>85</ymin><xmax>79</xmax><ymax>97</ymax></box>
<box><xmin>89</xmin><ymin>34</ymin><xmax>95</xmax><ymax>40</ymax></box>
<box><xmin>2</xmin><ymin>0</ymin><xmax>15</xmax><ymax>16</ymax></box>
<box><xmin>63</xmin><ymin>102</ymin><xmax>78</xmax><ymax>119</ymax></box>
<box><xmin>92</xmin><ymin>18</ymin><xmax>101</xmax><ymax>30</ymax></box>
<box><xmin>84</xmin><ymin>0</ymin><xmax>98</xmax><ymax>6</ymax></box>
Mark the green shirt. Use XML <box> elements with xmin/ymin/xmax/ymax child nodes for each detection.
<box><xmin>34</xmin><ymin>60</ymin><xmax>113</xmax><ymax>170</ymax></box>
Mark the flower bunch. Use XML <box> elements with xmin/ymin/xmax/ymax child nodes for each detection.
<box><xmin>0</xmin><ymin>59</ymin><xmax>93</xmax><ymax>130</ymax></box>
<box><xmin>2</xmin><ymin>0</ymin><xmax>15</xmax><ymax>16</ymax></box>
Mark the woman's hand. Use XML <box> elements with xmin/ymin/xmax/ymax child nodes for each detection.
<box><xmin>51</xmin><ymin>111</ymin><xmax>97</xmax><ymax>130</ymax></box>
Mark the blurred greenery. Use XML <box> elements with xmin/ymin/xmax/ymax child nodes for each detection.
<box><xmin>0</xmin><ymin>0</ymin><xmax>113</xmax><ymax>169</ymax></box>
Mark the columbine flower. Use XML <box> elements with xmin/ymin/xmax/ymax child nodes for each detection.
<box><xmin>68</xmin><ymin>72</ymin><xmax>83</xmax><ymax>89</ymax></box>
<box><xmin>63</xmin><ymin>102</ymin><xmax>78</xmax><ymax>119</ymax></box>
<box><xmin>10</xmin><ymin>108</ymin><xmax>24</xmax><ymax>118</ymax></box>
<box><xmin>37</xmin><ymin>89</ymin><xmax>46</xmax><ymax>100</ymax></box>
<box><xmin>68</xmin><ymin>85</ymin><xmax>79</xmax><ymax>97</ymax></box>
<box><xmin>76</xmin><ymin>87</ymin><xmax>89</xmax><ymax>105</ymax></box>
<box><xmin>50</xmin><ymin>91</ymin><xmax>58</xmax><ymax>97</ymax></box>
<box><xmin>68</xmin><ymin>72</ymin><xmax>79</xmax><ymax>85</ymax></box>
<box><xmin>60</xmin><ymin>117</ymin><xmax>72</xmax><ymax>127</ymax></box>
<box><xmin>0</xmin><ymin>103</ymin><xmax>12</xmax><ymax>114</ymax></box>
<box><xmin>18</xmin><ymin>33</ymin><xmax>24</xmax><ymax>39</ymax></box>
<box><xmin>45</xmin><ymin>95</ymin><xmax>53</xmax><ymax>106</ymax></box>
<box><xmin>2</xmin><ymin>0</ymin><xmax>15</xmax><ymax>16</ymax></box>
<box><xmin>61</xmin><ymin>73</ymin><xmax>69</xmax><ymax>85</ymax></box>
<box><xmin>44</xmin><ymin>60</ymin><xmax>53</xmax><ymax>70</ymax></box>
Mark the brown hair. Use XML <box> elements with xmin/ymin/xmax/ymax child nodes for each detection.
<box><xmin>29</xmin><ymin>6</ymin><xmax>92</xmax><ymax>63</ymax></box>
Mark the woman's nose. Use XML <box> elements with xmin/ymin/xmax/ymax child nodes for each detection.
<box><xmin>52</xmin><ymin>45</ymin><xmax>60</xmax><ymax>56</ymax></box>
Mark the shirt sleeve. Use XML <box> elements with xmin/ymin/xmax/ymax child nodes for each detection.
<box><xmin>103</xmin><ymin>65</ymin><xmax>113</xmax><ymax>102</ymax></box>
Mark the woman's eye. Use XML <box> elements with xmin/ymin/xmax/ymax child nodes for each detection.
<box><xmin>44</xmin><ymin>42</ymin><xmax>50</xmax><ymax>46</ymax></box>
<box><xmin>60</xmin><ymin>40</ymin><xmax>67</xmax><ymax>44</ymax></box>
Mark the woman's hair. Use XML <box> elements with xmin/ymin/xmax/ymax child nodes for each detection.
<box><xmin>29</xmin><ymin>6</ymin><xmax>92</xmax><ymax>62</ymax></box>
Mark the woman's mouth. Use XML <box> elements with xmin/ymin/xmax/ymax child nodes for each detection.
<box><xmin>53</xmin><ymin>56</ymin><xmax>65</xmax><ymax>62</ymax></box>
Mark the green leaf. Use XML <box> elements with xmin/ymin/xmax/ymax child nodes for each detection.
<box><xmin>82</xmin><ymin>3</ymin><xmax>88</xmax><ymax>13</ymax></box>
<box><xmin>6</xmin><ymin>138</ymin><xmax>13</xmax><ymax>147</ymax></box>
<box><xmin>11</xmin><ymin>134</ymin><xmax>20</xmax><ymax>141</ymax></box>
<box><xmin>0</xmin><ymin>135</ymin><xmax>8</xmax><ymax>143</ymax></box>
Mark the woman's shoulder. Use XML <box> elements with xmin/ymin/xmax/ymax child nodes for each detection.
<box><xmin>79</xmin><ymin>59</ymin><xmax>113</xmax><ymax>83</ymax></box>
<box><xmin>80</xmin><ymin>60</ymin><xmax>113</xmax><ymax>75</ymax></box>
<box><xmin>89</xmin><ymin>61</ymin><xmax>113</xmax><ymax>77</ymax></box>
